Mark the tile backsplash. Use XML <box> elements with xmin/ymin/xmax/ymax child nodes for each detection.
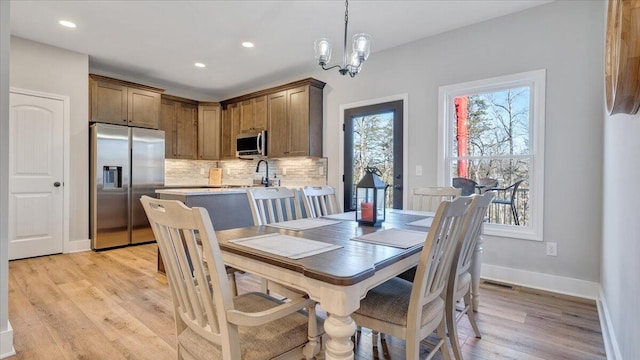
<box><xmin>165</xmin><ymin>158</ymin><xmax>328</xmax><ymax>187</ymax></box>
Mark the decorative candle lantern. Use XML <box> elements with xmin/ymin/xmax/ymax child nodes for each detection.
<box><xmin>355</xmin><ymin>167</ymin><xmax>387</xmax><ymax>226</ymax></box>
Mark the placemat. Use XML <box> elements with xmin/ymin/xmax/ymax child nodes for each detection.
<box><xmin>389</xmin><ymin>209</ymin><xmax>435</xmax><ymax>217</ymax></box>
<box><xmin>266</xmin><ymin>218</ymin><xmax>340</xmax><ymax>230</ymax></box>
<box><xmin>406</xmin><ymin>217</ymin><xmax>434</xmax><ymax>228</ymax></box>
<box><xmin>321</xmin><ymin>212</ymin><xmax>356</xmax><ymax>221</ymax></box>
<box><xmin>229</xmin><ymin>233</ymin><xmax>342</xmax><ymax>259</ymax></box>
<box><xmin>351</xmin><ymin>228</ymin><xmax>428</xmax><ymax>249</ymax></box>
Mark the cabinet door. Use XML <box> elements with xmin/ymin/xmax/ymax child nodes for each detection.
<box><xmin>198</xmin><ymin>104</ymin><xmax>221</xmax><ymax>160</ymax></box>
<box><xmin>90</xmin><ymin>79</ymin><xmax>128</xmax><ymax>125</ymax></box>
<box><xmin>221</xmin><ymin>103</ymin><xmax>241</xmax><ymax>159</ymax></box>
<box><xmin>267</xmin><ymin>90</ymin><xmax>289</xmax><ymax>157</ymax></box>
<box><xmin>175</xmin><ymin>102</ymin><xmax>198</xmax><ymax>159</ymax></box>
<box><xmin>128</xmin><ymin>88</ymin><xmax>161</xmax><ymax>129</ymax></box>
<box><xmin>253</xmin><ymin>95</ymin><xmax>268</xmax><ymax>131</ymax></box>
<box><xmin>160</xmin><ymin>99</ymin><xmax>177</xmax><ymax>158</ymax></box>
<box><xmin>239</xmin><ymin>100</ymin><xmax>254</xmax><ymax>133</ymax></box>
<box><xmin>287</xmin><ymin>86</ymin><xmax>310</xmax><ymax>156</ymax></box>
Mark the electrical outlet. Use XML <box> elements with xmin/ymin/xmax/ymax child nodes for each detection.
<box><xmin>200</xmin><ymin>168</ymin><xmax>205</xmax><ymax>175</ymax></box>
<box><xmin>546</xmin><ymin>242</ymin><xmax>557</xmax><ymax>256</ymax></box>
<box><xmin>282</xmin><ymin>167</ymin><xmax>287</xmax><ymax>175</ymax></box>
<box><xmin>226</xmin><ymin>168</ymin><xmax>231</xmax><ymax>175</ymax></box>
<box><xmin>416</xmin><ymin>165</ymin><xmax>423</xmax><ymax>176</ymax></box>
<box><xmin>319</xmin><ymin>167</ymin><xmax>324</xmax><ymax>175</ymax></box>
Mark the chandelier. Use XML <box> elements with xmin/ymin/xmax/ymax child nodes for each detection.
<box><xmin>314</xmin><ymin>0</ymin><xmax>371</xmax><ymax>77</ymax></box>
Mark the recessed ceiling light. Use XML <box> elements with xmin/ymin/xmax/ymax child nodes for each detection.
<box><xmin>58</xmin><ymin>20</ymin><xmax>77</xmax><ymax>28</ymax></box>
<box><xmin>194</xmin><ymin>62</ymin><xmax>206</xmax><ymax>68</ymax></box>
<box><xmin>242</xmin><ymin>42</ymin><xmax>255</xmax><ymax>48</ymax></box>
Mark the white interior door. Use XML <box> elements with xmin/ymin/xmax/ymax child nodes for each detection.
<box><xmin>8</xmin><ymin>92</ymin><xmax>64</xmax><ymax>260</ymax></box>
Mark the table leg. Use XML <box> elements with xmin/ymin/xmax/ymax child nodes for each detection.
<box><xmin>470</xmin><ymin>234</ymin><xmax>483</xmax><ymax>312</ymax></box>
<box><xmin>324</xmin><ymin>313</ymin><xmax>357</xmax><ymax>360</ymax></box>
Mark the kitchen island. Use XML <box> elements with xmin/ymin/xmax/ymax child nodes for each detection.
<box><xmin>155</xmin><ymin>188</ymin><xmax>255</xmax><ymax>230</ymax></box>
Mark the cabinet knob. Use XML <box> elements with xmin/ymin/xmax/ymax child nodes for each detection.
<box><xmin>53</xmin><ymin>182</ymin><xmax>61</xmax><ymax>187</ymax></box>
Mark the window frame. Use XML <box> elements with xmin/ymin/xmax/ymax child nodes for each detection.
<box><xmin>437</xmin><ymin>69</ymin><xmax>546</xmax><ymax>241</ymax></box>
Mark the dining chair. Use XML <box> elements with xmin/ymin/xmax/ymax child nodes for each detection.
<box><xmin>140</xmin><ymin>196</ymin><xmax>322</xmax><ymax>360</ymax></box>
<box><xmin>301</xmin><ymin>185</ymin><xmax>342</xmax><ymax>218</ymax></box>
<box><xmin>246</xmin><ymin>187</ymin><xmax>307</xmax><ymax>297</ymax></box>
<box><xmin>247</xmin><ymin>187</ymin><xmax>303</xmax><ymax>226</ymax></box>
<box><xmin>489</xmin><ymin>179</ymin><xmax>525</xmax><ymax>225</ymax></box>
<box><xmin>452</xmin><ymin>177</ymin><xmax>478</xmax><ymax>196</ymax></box>
<box><xmin>410</xmin><ymin>186</ymin><xmax>462</xmax><ymax>212</ymax></box>
<box><xmin>446</xmin><ymin>191</ymin><xmax>495</xmax><ymax>360</ymax></box>
<box><xmin>351</xmin><ymin>196</ymin><xmax>473</xmax><ymax>360</ymax></box>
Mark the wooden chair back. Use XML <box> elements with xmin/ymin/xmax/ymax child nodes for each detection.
<box><xmin>410</xmin><ymin>186</ymin><xmax>461</xmax><ymax>212</ymax></box>
<box><xmin>408</xmin><ymin>196</ymin><xmax>472</xmax><ymax>337</ymax></box>
<box><xmin>453</xmin><ymin>192</ymin><xmax>495</xmax><ymax>276</ymax></box>
<box><xmin>247</xmin><ymin>187</ymin><xmax>303</xmax><ymax>225</ymax></box>
<box><xmin>302</xmin><ymin>185</ymin><xmax>342</xmax><ymax>218</ymax></box>
<box><xmin>140</xmin><ymin>196</ymin><xmax>239</xmax><ymax>358</ymax></box>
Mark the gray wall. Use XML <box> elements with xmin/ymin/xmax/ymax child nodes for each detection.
<box><xmin>309</xmin><ymin>1</ymin><xmax>605</xmax><ymax>282</ymax></box>
<box><xmin>602</xmin><ymin>109</ymin><xmax>640</xmax><ymax>357</ymax></box>
<box><xmin>10</xmin><ymin>36</ymin><xmax>89</xmax><ymax>245</ymax></box>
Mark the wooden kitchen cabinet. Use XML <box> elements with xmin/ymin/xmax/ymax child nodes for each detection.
<box><xmin>160</xmin><ymin>95</ymin><xmax>198</xmax><ymax>159</ymax></box>
<box><xmin>268</xmin><ymin>80</ymin><xmax>324</xmax><ymax>158</ymax></box>
<box><xmin>198</xmin><ymin>103</ymin><xmax>221</xmax><ymax>160</ymax></box>
<box><xmin>221</xmin><ymin>102</ymin><xmax>241</xmax><ymax>159</ymax></box>
<box><xmin>89</xmin><ymin>74</ymin><xmax>162</xmax><ymax>129</ymax></box>
<box><xmin>239</xmin><ymin>95</ymin><xmax>267</xmax><ymax>133</ymax></box>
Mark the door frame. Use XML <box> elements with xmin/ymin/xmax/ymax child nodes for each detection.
<box><xmin>10</xmin><ymin>87</ymin><xmax>70</xmax><ymax>253</ymax></box>
<box><xmin>339</xmin><ymin>93</ymin><xmax>409</xmax><ymax>209</ymax></box>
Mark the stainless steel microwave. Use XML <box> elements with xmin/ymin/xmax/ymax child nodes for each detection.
<box><xmin>236</xmin><ymin>130</ymin><xmax>267</xmax><ymax>158</ymax></box>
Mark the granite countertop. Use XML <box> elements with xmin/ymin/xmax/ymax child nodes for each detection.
<box><xmin>156</xmin><ymin>188</ymin><xmax>249</xmax><ymax>196</ymax></box>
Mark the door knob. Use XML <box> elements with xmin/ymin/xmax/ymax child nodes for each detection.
<box><xmin>53</xmin><ymin>182</ymin><xmax>61</xmax><ymax>187</ymax></box>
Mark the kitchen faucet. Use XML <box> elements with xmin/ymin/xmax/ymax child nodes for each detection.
<box><xmin>256</xmin><ymin>159</ymin><xmax>269</xmax><ymax>187</ymax></box>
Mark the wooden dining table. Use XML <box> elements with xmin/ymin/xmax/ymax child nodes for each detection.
<box><xmin>214</xmin><ymin>210</ymin><xmax>483</xmax><ymax>360</ymax></box>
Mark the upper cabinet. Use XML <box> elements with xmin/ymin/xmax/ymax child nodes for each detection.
<box><xmin>267</xmin><ymin>80</ymin><xmax>324</xmax><ymax>158</ymax></box>
<box><xmin>89</xmin><ymin>74</ymin><xmax>163</xmax><ymax>129</ymax></box>
<box><xmin>198</xmin><ymin>103</ymin><xmax>221</xmax><ymax>160</ymax></box>
<box><xmin>160</xmin><ymin>95</ymin><xmax>198</xmax><ymax>159</ymax></box>
<box><xmin>239</xmin><ymin>95</ymin><xmax>268</xmax><ymax>133</ymax></box>
<box><xmin>221</xmin><ymin>78</ymin><xmax>325</xmax><ymax>159</ymax></box>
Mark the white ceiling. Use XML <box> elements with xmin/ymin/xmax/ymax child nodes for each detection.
<box><xmin>10</xmin><ymin>0</ymin><xmax>552</xmax><ymax>100</ymax></box>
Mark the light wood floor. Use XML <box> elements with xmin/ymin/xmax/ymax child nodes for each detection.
<box><xmin>8</xmin><ymin>244</ymin><xmax>606</xmax><ymax>360</ymax></box>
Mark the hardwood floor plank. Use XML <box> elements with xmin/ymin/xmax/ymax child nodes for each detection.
<box><xmin>7</xmin><ymin>244</ymin><xmax>606</xmax><ymax>360</ymax></box>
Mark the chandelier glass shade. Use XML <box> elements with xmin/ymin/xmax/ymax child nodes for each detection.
<box><xmin>314</xmin><ymin>0</ymin><xmax>371</xmax><ymax>77</ymax></box>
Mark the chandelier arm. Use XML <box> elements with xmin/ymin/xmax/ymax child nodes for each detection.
<box><xmin>321</xmin><ymin>64</ymin><xmax>343</xmax><ymax>72</ymax></box>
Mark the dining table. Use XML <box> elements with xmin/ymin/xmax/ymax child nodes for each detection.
<box><xmin>214</xmin><ymin>210</ymin><xmax>483</xmax><ymax>360</ymax></box>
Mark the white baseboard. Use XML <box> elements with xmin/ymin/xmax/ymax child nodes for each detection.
<box><xmin>0</xmin><ymin>321</ymin><xmax>15</xmax><ymax>359</ymax></box>
<box><xmin>597</xmin><ymin>288</ymin><xmax>622</xmax><ymax>360</ymax></box>
<box><xmin>481</xmin><ymin>264</ymin><xmax>600</xmax><ymax>300</ymax></box>
<box><xmin>64</xmin><ymin>239</ymin><xmax>91</xmax><ymax>253</ymax></box>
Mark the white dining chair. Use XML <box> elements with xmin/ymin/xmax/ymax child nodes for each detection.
<box><xmin>351</xmin><ymin>196</ymin><xmax>472</xmax><ymax>360</ymax></box>
<box><xmin>301</xmin><ymin>185</ymin><xmax>342</xmax><ymax>218</ymax></box>
<box><xmin>410</xmin><ymin>186</ymin><xmax>462</xmax><ymax>212</ymax></box>
<box><xmin>140</xmin><ymin>196</ymin><xmax>322</xmax><ymax>360</ymax></box>
<box><xmin>247</xmin><ymin>187</ymin><xmax>303</xmax><ymax>225</ymax></box>
<box><xmin>246</xmin><ymin>187</ymin><xmax>308</xmax><ymax>297</ymax></box>
<box><xmin>446</xmin><ymin>191</ymin><xmax>494</xmax><ymax>360</ymax></box>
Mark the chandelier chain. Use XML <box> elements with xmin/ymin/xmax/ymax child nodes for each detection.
<box><xmin>344</xmin><ymin>0</ymin><xmax>349</xmax><ymax>23</ymax></box>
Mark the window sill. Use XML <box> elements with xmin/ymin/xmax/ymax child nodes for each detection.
<box><xmin>483</xmin><ymin>223</ymin><xmax>542</xmax><ymax>241</ymax></box>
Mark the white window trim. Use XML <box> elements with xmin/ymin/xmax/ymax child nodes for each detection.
<box><xmin>437</xmin><ymin>69</ymin><xmax>546</xmax><ymax>241</ymax></box>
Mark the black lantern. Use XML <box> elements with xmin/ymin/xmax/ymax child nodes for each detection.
<box><xmin>355</xmin><ymin>167</ymin><xmax>387</xmax><ymax>226</ymax></box>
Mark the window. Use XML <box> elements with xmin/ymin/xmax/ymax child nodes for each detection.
<box><xmin>438</xmin><ymin>70</ymin><xmax>545</xmax><ymax>240</ymax></box>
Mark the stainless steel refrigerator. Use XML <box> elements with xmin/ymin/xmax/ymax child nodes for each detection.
<box><xmin>90</xmin><ymin>123</ymin><xmax>165</xmax><ymax>250</ymax></box>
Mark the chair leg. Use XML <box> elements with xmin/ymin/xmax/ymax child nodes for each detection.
<box><xmin>511</xmin><ymin>203</ymin><xmax>519</xmax><ymax>225</ymax></box>
<box><xmin>228</xmin><ymin>272</ymin><xmax>238</xmax><ymax>296</ymax></box>
<box><xmin>447</xmin><ymin>295</ymin><xmax>464</xmax><ymax>360</ymax></box>
<box><xmin>464</xmin><ymin>291</ymin><xmax>482</xmax><ymax>339</ymax></box>
<box><xmin>303</xmin><ymin>305</ymin><xmax>322</xmax><ymax>359</ymax></box>
<box><xmin>437</xmin><ymin>319</ymin><xmax>452</xmax><ymax>360</ymax></box>
<box><xmin>372</xmin><ymin>330</ymin><xmax>379</xmax><ymax>346</ymax></box>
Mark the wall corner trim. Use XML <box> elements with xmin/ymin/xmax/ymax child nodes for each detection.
<box><xmin>598</xmin><ymin>288</ymin><xmax>623</xmax><ymax>360</ymax></box>
<box><xmin>481</xmin><ymin>264</ymin><xmax>600</xmax><ymax>300</ymax></box>
<box><xmin>0</xmin><ymin>321</ymin><xmax>15</xmax><ymax>359</ymax></box>
<box><xmin>64</xmin><ymin>239</ymin><xmax>91</xmax><ymax>254</ymax></box>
